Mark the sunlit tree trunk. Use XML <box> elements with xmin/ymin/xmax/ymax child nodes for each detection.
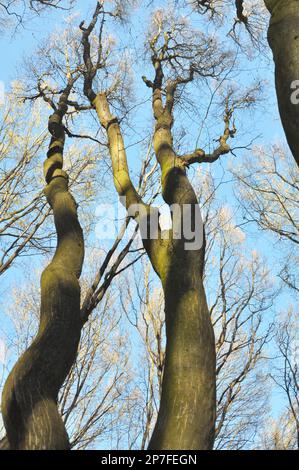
<box><xmin>1</xmin><ymin>85</ymin><xmax>84</xmax><ymax>449</ymax></box>
<box><xmin>80</xmin><ymin>2</ymin><xmax>240</xmax><ymax>450</ymax></box>
<box><xmin>90</xmin><ymin>89</ymin><xmax>216</xmax><ymax>450</ymax></box>
<box><xmin>81</xmin><ymin>23</ymin><xmax>217</xmax><ymax>449</ymax></box>
<box><xmin>144</xmin><ymin>92</ymin><xmax>216</xmax><ymax>450</ymax></box>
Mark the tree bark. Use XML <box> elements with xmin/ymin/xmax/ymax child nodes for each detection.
<box><xmin>148</xmin><ymin>221</ymin><xmax>216</xmax><ymax>450</ymax></box>
<box><xmin>81</xmin><ymin>6</ymin><xmax>216</xmax><ymax>449</ymax></box>
<box><xmin>90</xmin><ymin>91</ymin><xmax>216</xmax><ymax>450</ymax></box>
<box><xmin>1</xmin><ymin>90</ymin><xmax>84</xmax><ymax>450</ymax></box>
<box><xmin>265</xmin><ymin>0</ymin><xmax>299</xmax><ymax>167</ymax></box>
<box><xmin>147</xmin><ymin>106</ymin><xmax>216</xmax><ymax>450</ymax></box>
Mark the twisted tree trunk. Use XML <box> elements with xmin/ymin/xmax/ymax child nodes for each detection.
<box><xmin>265</xmin><ymin>0</ymin><xmax>299</xmax><ymax>167</ymax></box>
<box><xmin>148</xmin><ymin>184</ymin><xmax>216</xmax><ymax>450</ymax></box>
<box><xmin>80</xmin><ymin>5</ymin><xmax>218</xmax><ymax>450</ymax></box>
<box><xmin>146</xmin><ymin>98</ymin><xmax>216</xmax><ymax>450</ymax></box>
<box><xmin>1</xmin><ymin>88</ymin><xmax>84</xmax><ymax>449</ymax></box>
<box><xmin>89</xmin><ymin>91</ymin><xmax>216</xmax><ymax>451</ymax></box>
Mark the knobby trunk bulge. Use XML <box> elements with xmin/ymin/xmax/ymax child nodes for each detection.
<box><xmin>0</xmin><ymin>85</ymin><xmax>84</xmax><ymax>449</ymax></box>
<box><xmin>265</xmin><ymin>0</ymin><xmax>299</xmax><ymax>167</ymax></box>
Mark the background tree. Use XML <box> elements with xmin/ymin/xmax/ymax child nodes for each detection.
<box><xmin>193</xmin><ymin>0</ymin><xmax>299</xmax><ymax>168</ymax></box>
<box><xmin>0</xmin><ymin>92</ymin><xmax>49</xmax><ymax>275</ymax></box>
<box><xmin>190</xmin><ymin>0</ymin><xmax>268</xmax><ymax>52</ymax></box>
<box><xmin>270</xmin><ymin>308</ymin><xmax>299</xmax><ymax>449</ymax></box>
<box><xmin>258</xmin><ymin>410</ymin><xmax>298</xmax><ymax>450</ymax></box>
<box><xmin>0</xmin><ymin>88</ymin><xmax>96</xmax><ymax>277</ymax></box>
<box><xmin>264</xmin><ymin>0</ymin><xmax>299</xmax><ymax>167</ymax></box>
<box><xmin>0</xmin><ymin>0</ymin><xmax>75</xmax><ymax>31</ymax></box>
<box><xmin>204</xmin><ymin>196</ymin><xmax>275</xmax><ymax>449</ymax></box>
<box><xmin>232</xmin><ymin>145</ymin><xmax>299</xmax><ymax>292</ymax></box>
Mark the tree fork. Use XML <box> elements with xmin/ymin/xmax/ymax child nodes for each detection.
<box><xmin>148</xmin><ymin>116</ymin><xmax>216</xmax><ymax>450</ymax></box>
<box><xmin>91</xmin><ymin>73</ymin><xmax>216</xmax><ymax>453</ymax></box>
<box><xmin>80</xmin><ymin>4</ymin><xmax>216</xmax><ymax>449</ymax></box>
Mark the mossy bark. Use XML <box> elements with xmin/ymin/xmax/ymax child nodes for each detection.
<box><xmin>148</xmin><ymin>134</ymin><xmax>216</xmax><ymax>450</ymax></box>
<box><xmin>265</xmin><ymin>0</ymin><xmax>299</xmax><ymax>167</ymax></box>
<box><xmin>1</xmin><ymin>96</ymin><xmax>84</xmax><ymax>449</ymax></box>
<box><xmin>148</xmin><ymin>198</ymin><xmax>216</xmax><ymax>449</ymax></box>
<box><xmin>149</xmin><ymin>280</ymin><xmax>215</xmax><ymax>450</ymax></box>
<box><xmin>92</xmin><ymin>90</ymin><xmax>216</xmax><ymax>450</ymax></box>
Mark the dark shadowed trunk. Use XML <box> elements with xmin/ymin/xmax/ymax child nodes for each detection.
<box><xmin>265</xmin><ymin>0</ymin><xmax>299</xmax><ymax>167</ymax></box>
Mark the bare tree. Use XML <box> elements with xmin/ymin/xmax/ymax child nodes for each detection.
<box><xmin>119</xmin><ymin>172</ymin><xmax>276</xmax><ymax>449</ymax></box>
<box><xmin>190</xmin><ymin>0</ymin><xmax>268</xmax><ymax>51</ymax></box>
<box><xmin>0</xmin><ymin>21</ymin><xmax>160</xmax><ymax>444</ymax></box>
<box><xmin>232</xmin><ymin>145</ymin><xmax>299</xmax><ymax>292</ymax></box>
<box><xmin>0</xmin><ymin>0</ymin><xmax>74</xmax><ymax>30</ymax></box>
<box><xmin>1</xmin><ymin>70</ymin><xmax>85</xmax><ymax>449</ymax></box>
<box><xmin>119</xmin><ymin>262</ymin><xmax>165</xmax><ymax>449</ymax></box>
<box><xmin>193</xmin><ymin>0</ymin><xmax>299</xmax><ymax>168</ymax></box>
<box><xmin>270</xmin><ymin>308</ymin><xmax>299</xmax><ymax>449</ymax></box>
<box><xmin>0</xmin><ymin>92</ymin><xmax>49</xmax><ymax>275</ymax></box>
<box><xmin>78</xmin><ymin>1</ymin><xmax>251</xmax><ymax>449</ymax></box>
<box><xmin>207</xmin><ymin>210</ymin><xmax>274</xmax><ymax>449</ymax></box>
<box><xmin>258</xmin><ymin>410</ymin><xmax>298</xmax><ymax>450</ymax></box>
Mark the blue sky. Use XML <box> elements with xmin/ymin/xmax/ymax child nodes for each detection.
<box><xmin>0</xmin><ymin>0</ymin><xmax>297</xmax><ymax>448</ymax></box>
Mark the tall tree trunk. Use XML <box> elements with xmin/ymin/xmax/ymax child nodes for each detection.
<box><xmin>148</xmin><ymin>215</ymin><xmax>215</xmax><ymax>450</ymax></box>
<box><xmin>81</xmin><ymin>5</ymin><xmax>216</xmax><ymax>449</ymax></box>
<box><xmin>265</xmin><ymin>0</ymin><xmax>299</xmax><ymax>167</ymax></box>
<box><xmin>91</xmin><ymin>92</ymin><xmax>216</xmax><ymax>450</ymax></box>
<box><xmin>147</xmin><ymin>123</ymin><xmax>216</xmax><ymax>450</ymax></box>
<box><xmin>1</xmin><ymin>88</ymin><xmax>84</xmax><ymax>450</ymax></box>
